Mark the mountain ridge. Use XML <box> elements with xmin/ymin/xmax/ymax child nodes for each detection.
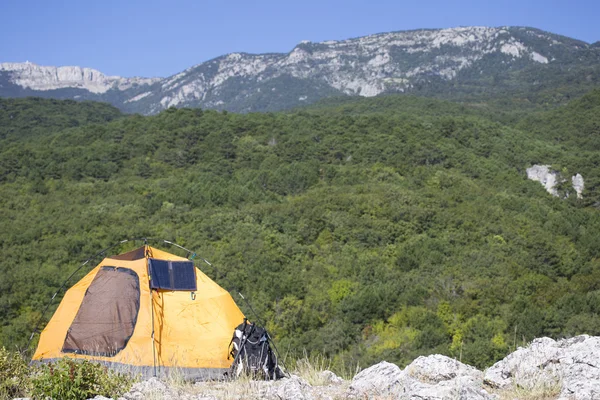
<box><xmin>1</xmin><ymin>26</ymin><xmax>599</xmax><ymax>114</ymax></box>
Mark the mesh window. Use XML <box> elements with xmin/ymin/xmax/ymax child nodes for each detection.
<box><xmin>62</xmin><ymin>267</ymin><xmax>140</xmax><ymax>357</ymax></box>
<box><xmin>149</xmin><ymin>259</ymin><xmax>197</xmax><ymax>291</ymax></box>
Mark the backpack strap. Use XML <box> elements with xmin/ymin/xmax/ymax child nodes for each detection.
<box><xmin>230</xmin><ymin>319</ymin><xmax>251</xmax><ymax>368</ymax></box>
<box><xmin>228</xmin><ymin>319</ymin><xmax>248</xmax><ymax>360</ymax></box>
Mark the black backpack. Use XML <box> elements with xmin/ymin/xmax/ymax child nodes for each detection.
<box><xmin>228</xmin><ymin>319</ymin><xmax>284</xmax><ymax>380</ymax></box>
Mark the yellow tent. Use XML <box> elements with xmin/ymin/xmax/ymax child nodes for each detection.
<box><xmin>32</xmin><ymin>245</ymin><xmax>245</xmax><ymax>379</ymax></box>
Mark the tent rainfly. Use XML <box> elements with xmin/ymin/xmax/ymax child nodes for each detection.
<box><xmin>32</xmin><ymin>245</ymin><xmax>245</xmax><ymax>380</ymax></box>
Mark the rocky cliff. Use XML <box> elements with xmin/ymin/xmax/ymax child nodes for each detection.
<box><xmin>526</xmin><ymin>164</ymin><xmax>584</xmax><ymax>199</ymax></box>
<box><xmin>2</xmin><ymin>26</ymin><xmax>599</xmax><ymax>114</ymax></box>
<box><xmin>82</xmin><ymin>335</ymin><xmax>600</xmax><ymax>400</ymax></box>
<box><xmin>0</xmin><ymin>62</ymin><xmax>159</xmax><ymax>93</ymax></box>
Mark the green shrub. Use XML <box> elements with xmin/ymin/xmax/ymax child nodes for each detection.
<box><xmin>31</xmin><ymin>358</ymin><xmax>134</xmax><ymax>400</ymax></box>
<box><xmin>0</xmin><ymin>347</ymin><xmax>30</xmax><ymax>399</ymax></box>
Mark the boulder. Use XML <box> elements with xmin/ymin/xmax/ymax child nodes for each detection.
<box><xmin>572</xmin><ymin>173</ymin><xmax>584</xmax><ymax>198</ymax></box>
<box><xmin>407</xmin><ymin>375</ymin><xmax>495</xmax><ymax>400</ymax></box>
<box><xmin>349</xmin><ymin>359</ymin><xmax>494</xmax><ymax>400</ymax></box>
<box><xmin>405</xmin><ymin>354</ymin><xmax>483</xmax><ymax>383</ymax></box>
<box><xmin>484</xmin><ymin>337</ymin><xmax>559</xmax><ymax>389</ymax></box>
<box><xmin>526</xmin><ymin>164</ymin><xmax>585</xmax><ymax>199</ymax></box>
<box><xmin>122</xmin><ymin>377</ymin><xmax>176</xmax><ymax>400</ymax></box>
<box><xmin>348</xmin><ymin>361</ymin><xmax>408</xmax><ymax>397</ymax></box>
<box><xmin>484</xmin><ymin>335</ymin><xmax>600</xmax><ymax>400</ymax></box>
<box><xmin>526</xmin><ymin>165</ymin><xmax>560</xmax><ymax>196</ymax></box>
<box><xmin>318</xmin><ymin>370</ymin><xmax>344</xmax><ymax>385</ymax></box>
<box><xmin>269</xmin><ymin>375</ymin><xmax>314</xmax><ymax>400</ymax></box>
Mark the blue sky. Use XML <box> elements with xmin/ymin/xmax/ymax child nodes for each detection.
<box><xmin>1</xmin><ymin>0</ymin><xmax>598</xmax><ymax>78</ymax></box>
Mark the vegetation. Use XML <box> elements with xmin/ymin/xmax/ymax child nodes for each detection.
<box><xmin>0</xmin><ymin>91</ymin><xmax>599</xmax><ymax>376</ymax></box>
<box><xmin>0</xmin><ymin>348</ymin><xmax>133</xmax><ymax>400</ymax></box>
<box><xmin>30</xmin><ymin>358</ymin><xmax>134</xmax><ymax>400</ymax></box>
<box><xmin>0</xmin><ymin>348</ymin><xmax>29</xmax><ymax>398</ymax></box>
<box><xmin>0</xmin><ymin>97</ymin><xmax>122</xmax><ymax>142</ymax></box>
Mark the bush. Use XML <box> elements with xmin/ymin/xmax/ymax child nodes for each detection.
<box><xmin>0</xmin><ymin>347</ymin><xmax>30</xmax><ymax>399</ymax></box>
<box><xmin>31</xmin><ymin>358</ymin><xmax>134</xmax><ymax>400</ymax></box>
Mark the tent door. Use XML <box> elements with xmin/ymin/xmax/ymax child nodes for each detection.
<box><xmin>62</xmin><ymin>266</ymin><xmax>140</xmax><ymax>357</ymax></box>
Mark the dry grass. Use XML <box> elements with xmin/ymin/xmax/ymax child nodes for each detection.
<box><xmin>286</xmin><ymin>351</ymin><xmax>359</xmax><ymax>383</ymax></box>
<box><xmin>119</xmin><ymin>355</ymin><xmax>353</xmax><ymax>400</ymax></box>
<box><xmin>187</xmin><ymin>375</ymin><xmax>266</xmax><ymax>400</ymax></box>
<box><xmin>292</xmin><ymin>354</ymin><xmax>332</xmax><ymax>386</ymax></box>
<box><xmin>495</xmin><ymin>384</ymin><xmax>562</xmax><ymax>400</ymax></box>
<box><xmin>492</xmin><ymin>370</ymin><xmax>563</xmax><ymax>400</ymax></box>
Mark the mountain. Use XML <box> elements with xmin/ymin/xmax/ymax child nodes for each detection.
<box><xmin>1</xmin><ymin>26</ymin><xmax>599</xmax><ymax>114</ymax></box>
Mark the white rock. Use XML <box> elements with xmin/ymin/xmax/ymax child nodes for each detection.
<box><xmin>526</xmin><ymin>164</ymin><xmax>585</xmax><ymax>199</ymax></box>
<box><xmin>531</xmin><ymin>51</ymin><xmax>549</xmax><ymax>63</ymax></box>
<box><xmin>270</xmin><ymin>375</ymin><xmax>314</xmax><ymax>400</ymax></box>
<box><xmin>408</xmin><ymin>375</ymin><xmax>495</xmax><ymax>400</ymax></box>
<box><xmin>348</xmin><ymin>361</ymin><xmax>408</xmax><ymax>397</ymax></box>
<box><xmin>122</xmin><ymin>377</ymin><xmax>176</xmax><ymax>400</ymax></box>
<box><xmin>318</xmin><ymin>370</ymin><xmax>344</xmax><ymax>385</ymax></box>
<box><xmin>500</xmin><ymin>41</ymin><xmax>527</xmax><ymax>57</ymax></box>
<box><xmin>130</xmin><ymin>376</ymin><xmax>167</xmax><ymax>392</ymax></box>
<box><xmin>527</xmin><ymin>165</ymin><xmax>560</xmax><ymax>196</ymax></box>
<box><xmin>484</xmin><ymin>335</ymin><xmax>600</xmax><ymax>400</ymax></box>
<box><xmin>349</xmin><ymin>360</ymin><xmax>494</xmax><ymax>399</ymax></box>
<box><xmin>406</xmin><ymin>354</ymin><xmax>483</xmax><ymax>383</ymax></box>
<box><xmin>572</xmin><ymin>173</ymin><xmax>584</xmax><ymax>199</ymax></box>
<box><xmin>0</xmin><ymin>62</ymin><xmax>158</xmax><ymax>94</ymax></box>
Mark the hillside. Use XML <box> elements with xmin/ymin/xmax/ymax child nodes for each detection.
<box><xmin>1</xmin><ymin>95</ymin><xmax>599</xmax><ymax>374</ymax></box>
<box><xmin>1</xmin><ymin>26</ymin><xmax>599</xmax><ymax>114</ymax></box>
<box><xmin>0</xmin><ymin>97</ymin><xmax>122</xmax><ymax>142</ymax></box>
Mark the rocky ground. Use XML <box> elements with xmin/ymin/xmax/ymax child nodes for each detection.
<box><xmin>81</xmin><ymin>335</ymin><xmax>600</xmax><ymax>399</ymax></box>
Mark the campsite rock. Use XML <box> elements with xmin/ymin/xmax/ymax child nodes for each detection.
<box><xmin>349</xmin><ymin>359</ymin><xmax>494</xmax><ymax>400</ymax></box>
<box><xmin>270</xmin><ymin>375</ymin><xmax>314</xmax><ymax>400</ymax></box>
<box><xmin>484</xmin><ymin>335</ymin><xmax>600</xmax><ymax>400</ymax></box>
<box><xmin>318</xmin><ymin>370</ymin><xmax>344</xmax><ymax>385</ymax></box>
<box><xmin>79</xmin><ymin>335</ymin><xmax>600</xmax><ymax>399</ymax></box>
<box><xmin>405</xmin><ymin>354</ymin><xmax>483</xmax><ymax>383</ymax></box>
<box><xmin>348</xmin><ymin>361</ymin><xmax>408</xmax><ymax>397</ymax></box>
<box><xmin>406</xmin><ymin>375</ymin><xmax>495</xmax><ymax>400</ymax></box>
<box><xmin>123</xmin><ymin>377</ymin><xmax>175</xmax><ymax>400</ymax></box>
<box><xmin>484</xmin><ymin>337</ymin><xmax>559</xmax><ymax>389</ymax></box>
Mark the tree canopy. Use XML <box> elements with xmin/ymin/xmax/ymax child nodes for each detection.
<box><xmin>1</xmin><ymin>93</ymin><xmax>599</xmax><ymax>371</ymax></box>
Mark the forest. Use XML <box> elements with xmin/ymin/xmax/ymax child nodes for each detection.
<box><xmin>0</xmin><ymin>91</ymin><xmax>599</xmax><ymax>372</ymax></box>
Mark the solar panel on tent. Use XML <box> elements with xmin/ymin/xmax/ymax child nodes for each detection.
<box><xmin>149</xmin><ymin>259</ymin><xmax>171</xmax><ymax>288</ymax></box>
<box><xmin>149</xmin><ymin>259</ymin><xmax>197</xmax><ymax>291</ymax></box>
<box><xmin>171</xmin><ymin>261</ymin><xmax>197</xmax><ymax>290</ymax></box>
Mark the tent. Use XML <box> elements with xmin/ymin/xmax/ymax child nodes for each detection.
<box><xmin>32</xmin><ymin>245</ymin><xmax>245</xmax><ymax>379</ymax></box>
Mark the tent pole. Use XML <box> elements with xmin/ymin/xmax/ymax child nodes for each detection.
<box><xmin>146</xmin><ymin>243</ymin><xmax>158</xmax><ymax>378</ymax></box>
<box><xmin>151</xmin><ymin>291</ymin><xmax>157</xmax><ymax>378</ymax></box>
